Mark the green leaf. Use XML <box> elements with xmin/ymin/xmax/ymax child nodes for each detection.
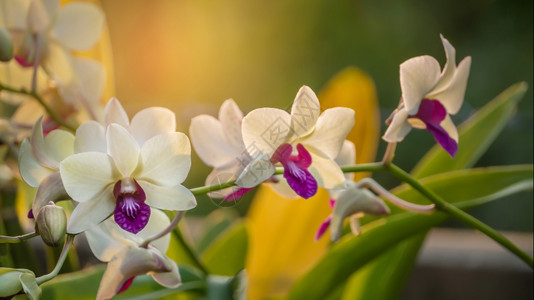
<box><xmin>196</xmin><ymin>209</ymin><xmax>239</xmax><ymax>254</ymax></box>
<box><xmin>412</xmin><ymin>82</ymin><xmax>528</xmax><ymax>178</ymax></box>
<box><xmin>201</xmin><ymin>221</ymin><xmax>248</xmax><ymax>276</ymax></box>
<box><xmin>346</xmin><ymin>82</ymin><xmax>529</xmax><ymax>300</ymax></box>
<box><xmin>288</xmin><ymin>165</ymin><xmax>533</xmax><ymax>300</ymax></box>
<box><xmin>41</xmin><ymin>264</ymin><xmax>205</xmax><ymax>300</ymax></box>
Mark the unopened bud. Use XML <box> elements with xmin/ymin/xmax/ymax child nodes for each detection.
<box><xmin>0</xmin><ymin>27</ymin><xmax>13</xmax><ymax>62</ymax></box>
<box><xmin>0</xmin><ymin>268</ymin><xmax>41</xmax><ymax>300</ymax></box>
<box><xmin>35</xmin><ymin>202</ymin><xmax>67</xmax><ymax>247</ymax></box>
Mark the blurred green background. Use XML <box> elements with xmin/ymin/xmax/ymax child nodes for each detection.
<box><xmin>100</xmin><ymin>0</ymin><xmax>532</xmax><ymax>230</ymax></box>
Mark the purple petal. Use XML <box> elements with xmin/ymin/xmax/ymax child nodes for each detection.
<box><xmin>315</xmin><ymin>214</ymin><xmax>332</xmax><ymax>241</ymax></box>
<box><xmin>117</xmin><ymin>277</ymin><xmax>135</xmax><ymax>294</ymax></box>
<box><xmin>284</xmin><ymin>161</ymin><xmax>318</xmax><ymax>199</ymax></box>
<box><xmin>28</xmin><ymin>209</ymin><xmax>34</xmax><ymax>219</ymax></box>
<box><xmin>271</xmin><ymin>143</ymin><xmax>292</xmax><ymax>164</ymax></box>
<box><xmin>329</xmin><ymin>198</ymin><xmax>336</xmax><ymax>209</ymax></box>
<box><xmin>223</xmin><ymin>187</ymin><xmax>254</xmax><ymax>202</ymax></box>
<box><xmin>293</xmin><ymin>143</ymin><xmax>312</xmax><ymax>168</ymax></box>
<box><xmin>413</xmin><ymin>99</ymin><xmax>457</xmax><ymax>157</ymax></box>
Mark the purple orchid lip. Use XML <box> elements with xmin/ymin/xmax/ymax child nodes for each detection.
<box><xmin>117</xmin><ymin>277</ymin><xmax>135</xmax><ymax>294</ymax></box>
<box><xmin>411</xmin><ymin>99</ymin><xmax>458</xmax><ymax>157</ymax></box>
<box><xmin>113</xmin><ymin>179</ymin><xmax>150</xmax><ymax>234</ymax></box>
<box><xmin>224</xmin><ymin>187</ymin><xmax>254</xmax><ymax>202</ymax></box>
<box><xmin>272</xmin><ymin>143</ymin><xmax>318</xmax><ymax>199</ymax></box>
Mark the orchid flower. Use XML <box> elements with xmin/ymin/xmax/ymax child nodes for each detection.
<box><xmin>237</xmin><ymin>86</ymin><xmax>354</xmax><ymax>199</ymax></box>
<box><xmin>18</xmin><ymin>117</ymin><xmax>73</xmax><ymax>217</ymax></box>
<box><xmin>383</xmin><ymin>34</ymin><xmax>471</xmax><ymax>157</ymax></box>
<box><xmin>1</xmin><ymin>0</ymin><xmax>106</xmax><ymax>119</ymax></box>
<box><xmin>85</xmin><ymin>209</ymin><xmax>181</xmax><ymax>300</ymax></box>
<box><xmin>190</xmin><ymin>99</ymin><xmax>254</xmax><ymax>201</ymax></box>
<box><xmin>60</xmin><ymin>99</ymin><xmax>196</xmax><ymax>234</ymax></box>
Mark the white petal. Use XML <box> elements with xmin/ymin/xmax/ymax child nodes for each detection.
<box><xmin>11</xmin><ymin>99</ymin><xmax>44</xmax><ymax>127</ymax></box>
<box><xmin>0</xmin><ymin>0</ymin><xmax>30</xmax><ymax>28</ymax></box>
<box><xmin>107</xmin><ymin>124</ymin><xmax>140</xmax><ymax>177</ymax></box>
<box><xmin>84</xmin><ymin>219</ymin><xmax>124</xmax><ymax>262</ymax></box>
<box><xmin>60</xmin><ymin>152</ymin><xmax>117</xmax><ymax>202</ymax></box>
<box><xmin>235</xmin><ymin>155</ymin><xmax>275</xmax><ymax>188</ymax></box>
<box><xmin>241</xmin><ymin>108</ymin><xmax>291</xmax><ymax>157</ymax></box>
<box><xmin>137</xmin><ymin>209</ymin><xmax>171</xmax><ymax>253</ymax></box>
<box><xmin>382</xmin><ymin>108</ymin><xmax>412</xmax><ymax>143</ymax></box>
<box><xmin>152</xmin><ymin>259</ymin><xmax>181</xmax><ymax>288</ymax></box>
<box><xmin>52</xmin><ymin>2</ymin><xmax>104</xmax><ymax>50</ymax></box>
<box><xmin>45</xmin><ymin>42</ymin><xmax>75</xmax><ymax>93</ymax></box>
<box><xmin>189</xmin><ymin>115</ymin><xmax>239</xmax><ymax>167</ymax></box>
<box><xmin>71</xmin><ymin>57</ymin><xmax>105</xmax><ymax>105</ymax></box>
<box><xmin>429</xmin><ymin>34</ymin><xmax>457</xmax><ymax>95</ymax></box>
<box><xmin>138</xmin><ymin>132</ymin><xmax>191</xmax><ymax>186</ymax></box>
<box><xmin>130</xmin><ymin>107</ymin><xmax>176</xmax><ymax>146</ymax></box>
<box><xmin>290</xmin><ymin>86</ymin><xmax>321</xmax><ymax>137</ymax></box>
<box><xmin>74</xmin><ymin>120</ymin><xmax>106</xmax><ymax>153</ymax></box>
<box><xmin>138</xmin><ymin>180</ymin><xmax>197</xmax><ymax>211</ymax></box>
<box><xmin>43</xmin><ymin>129</ymin><xmax>74</xmax><ymax>162</ymax></box>
<box><xmin>440</xmin><ymin>114</ymin><xmax>459</xmax><ymax>142</ymax></box>
<box><xmin>218</xmin><ymin>99</ymin><xmax>245</xmax><ymax>152</ymax></box>
<box><xmin>427</xmin><ymin>57</ymin><xmax>471</xmax><ymax>115</ymax></box>
<box><xmin>307</xmin><ymin>147</ymin><xmax>345</xmax><ymax>189</ymax></box>
<box><xmin>302</xmin><ymin>107</ymin><xmax>354</xmax><ymax>159</ymax></box>
<box><xmin>18</xmin><ymin>139</ymin><xmax>53</xmax><ymax>187</ymax></box>
<box><xmin>27</xmin><ymin>0</ymin><xmax>59</xmax><ymax>32</ymax></box>
<box><xmin>104</xmin><ymin>97</ymin><xmax>129</xmax><ymax>128</ymax></box>
<box><xmin>66</xmin><ymin>186</ymin><xmax>115</xmax><ymax>234</ymax></box>
<box><xmin>335</xmin><ymin>140</ymin><xmax>356</xmax><ymax>181</ymax></box>
<box><xmin>400</xmin><ymin>55</ymin><xmax>441</xmax><ymax>115</ymax></box>
<box><xmin>30</xmin><ymin>117</ymin><xmax>59</xmax><ymax>169</ymax></box>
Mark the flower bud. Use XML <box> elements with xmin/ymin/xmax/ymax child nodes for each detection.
<box><xmin>0</xmin><ymin>268</ymin><xmax>41</xmax><ymax>300</ymax></box>
<box><xmin>0</xmin><ymin>27</ymin><xmax>13</xmax><ymax>62</ymax></box>
<box><xmin>35</xmin><ymin>202</ymin><xmax>67</xmax><ymax>247</ymax></box>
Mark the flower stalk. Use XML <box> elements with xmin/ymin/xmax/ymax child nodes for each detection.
<box><xmin>0</xmin><ymin>232</ymin><xmax>38</xmax><ymax>244</ymax></box>
<box><xmin>36</xmin><ymin>234</ymin><xmax>74</xmax><ymax>285</ymax></box>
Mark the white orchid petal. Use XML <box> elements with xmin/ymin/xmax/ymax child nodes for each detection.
<box><xmin>71</xmin><ymin>57</ymin><xmax>105</xmax><ymax>105</ymax></box>
<box><xmin>205</xmin><ymin>162</ymin><xmax>243</xmax><ymax>199</ymax></box>
<box><xmin>0</xmin><ymin>0</ymin><xmax>30</xmax><ymax>28</ymax></box>
<box><xmin>60</xmin><ymin>152</ymin><xmax>117</xmax><ymax>202</ymax></box>
<box><xmin>307</xmin><ymin>147</ymin><xmax>345</xmax><ymax>189</ymax></box>
<box><xmin>137</xmin><ymin>209</ymin><xmax>171</xmax><ymax>253</ymax></box>
<box><xmin>152</xmin><ymin>259</ymin><xmax>181</xmax><ymax>288</ymax></box>
<box><xmin>268</xmin><ymin>178</ymin><xmax>299</xmax><ymax>199</ymax></box>
<box><xmin>84</xmin><ymin>219</ymin><xmax>125</xmax><ymax>262</ymax></box>
<box><xmin>335</xmin><ymin>140</ymin><xmax>356</xmax><ymax>181</ymax></box>
<box><xmin>139</xmin><ymin>181</ymin><xmax>197</xmax><ymax>212</ymax></box>
<box><xmin>400</xmin><ymin>55</ymin><xmax>441</xmax><ymax>115</ymax></box>
<box><xmin>66</xmin><ymin>186</ymin><xmax>114</xmax><ymax>234</ymax></box>
<box><xmin>189</xmin><ymin>115</ymin><xmax>239</xmax><ymax>167</ymax></box>
<box><xmin>138</xmin><ymin>132</ymin><xmax>191</xmax><ymax>186</ymax></box>
<box><xmin>18</xmin><ymin>139</ymin><xmax>53</xmax><ymax>187</ymax></box>
<box><xmin>52</xmin><ymin>2</ymin><xmax>104</xmax><ymax>50</ymax></box>
<box><xmin>104</xmin><ymin>97</ymin><xmax>129</xmax><ymax>128</ymax></box>
<box><xmin>44</xmin><ymin>129</ymin><xmax>74</xmax><ymax>162</ymax></box>
<box><xmin>290</xmin><ymin>85</ymin><xmax>321</xmax><ymax>137</ymax></box>
<box><xmin>74</xmin><ymin>120</ymin><xmax>106</xmax><ymax>153</ymax></box>
<box><xmin>235</xmin><ymin>155</ymin><xmax>275</xmax><ymax>188</ymax></box>
<box><xmin>219</xmin><ymin>99</ymin><xmax>245</xmax><ymax>151</ymax></box>
<box><xmin>30</xmin><ymin>117</ymin><xmax>59</xmax><ymax>169</ymax></box>
<box><xmin>241</xmin><ymin>107</ymin><xmax>291</xmax><ymax>157</ymax></box>
<box><xmin>430</xmin><ymin>34</ymin><xmax>457</xmax><ymax>95</ymax></box>
<box><xmin>440</xmin><ymin>114</ymin><xmax>459</xmax><ymax>142</ymax></box>
<box><xmin>382</xmin><ymin>109</ymin><xmax>412</xmax><ymax>143</ymax></box>
<box><xmin>45</xmin><ymin>43</ymin><xmax>75</xmax><ymax>94</ymax></box>
<box><xmin>107</xmin><ymin>124</ymin><xmax>140</xmax><ymax>177</ymax></box>
<box><xmin>130</xmin><ymin>107</ymin><xmax>176</xmax><ymax>146</ymax></box>
<box><xmin>428</xmin><ymin>57</ymin><xmax>472</xmax><ymax>115</ymax></box>
<box><xmin>303</xmin><ymin>107</ymin><xmax>354</xmax><ymax>159</ymax></box>
<box><xmin>27</xmin><ymin>0</ymin><xmax>59</xmax><ymax>32</ymax></box>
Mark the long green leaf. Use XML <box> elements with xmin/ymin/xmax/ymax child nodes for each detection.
<box><xmin>288</xmin><ymin>165</ymin><xmax>533</xmax><ymax>300</ymax></box>
<box><xmin>345</xmin><ymin>82</ymin><xmax>529</xmax><ymax>300</ymax></box>
<box><xmin>201</xmin><ymin>221</ymin><xmax>248</xmax><ymax>276</ymax></box>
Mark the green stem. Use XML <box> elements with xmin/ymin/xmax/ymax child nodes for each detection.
<box><xmin>0</xmin><ymin>232</ymin><xmax>37</xmax><ymax>244</ymax></box>
<box><xmin>385</xmin><ymin>163</ymin><xmax>533</xmax><ymax>268</ymax></box>
<box><xmin>36</xmin><ymin>234</ymin><xmax>74</xmax><ymax>285</ymax></box>
<box><xmin>141</xmin><ymin>211</ymin><xmax>184</xmax><ymax>248</ymax></box>
<box><xmin>0</xmin><ymin>82</ymin><xmax>76</xmax><ymax>132</ymax></box>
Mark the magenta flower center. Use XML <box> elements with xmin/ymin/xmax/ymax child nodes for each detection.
<box><xmin>113</xmin><ymin>178</ymin><xmax>150</xmax><ymax>234</ymax></box>
<box><xmin>271</xmin><ymin>143</ymin><xmax>318</xmax><ymax>199</ymax></box>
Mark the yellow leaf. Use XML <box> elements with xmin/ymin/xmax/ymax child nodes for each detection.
<box><xmin>245</xmin><ymin>67</ymin><xmax>380</xmax><ymax>299</ymax></box>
